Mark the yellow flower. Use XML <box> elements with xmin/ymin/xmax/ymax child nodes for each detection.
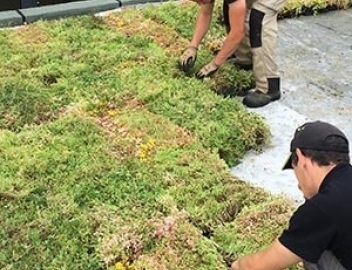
<box><xmin>117</xmin><ymin>22</ymin><xmax>125</xmax><ymax>28</ymax></box>
<box><xmin>115</xmin><ymin>262</ymin><xmax>125</xmax><ymax>270</ymax></box>
<box><xmin>137</xmin><ymin>138</ymin><xmax>156</xmax><ymax>160</ymax></box>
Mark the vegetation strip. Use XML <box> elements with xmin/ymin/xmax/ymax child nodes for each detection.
<box><xmin>2</xmin><ymin>0</ymin><xmax>350</xmax><ymax>269</ymax></box>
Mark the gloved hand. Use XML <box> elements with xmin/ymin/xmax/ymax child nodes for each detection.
<box><xmin>179</xmin><ymin>46</ymin><xmax>198</xmax><ymax>72</ymax></box>
<box><xmin>195</xmin><ymin>60</ymin><xmax>219</xmax><ymax>79</ymax></box>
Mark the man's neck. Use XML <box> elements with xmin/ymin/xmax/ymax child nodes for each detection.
<box><xmin>314</xmin><ymin>163</ymin><xmax>337</xmax><ymax>189</ymax></box>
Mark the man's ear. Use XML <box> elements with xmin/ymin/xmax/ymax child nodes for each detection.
<box><xmin>295</xmin><ymin>148</ymin><xmax>305</xmax><ymax>166</ymax></box>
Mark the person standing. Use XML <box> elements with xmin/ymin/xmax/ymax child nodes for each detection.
<box><xmin>231</xmin><ymin>121</ymin><xmax>352</xmax><ymax>270</ymax></box>
<box><xmin>179</xmin><ymin>0</ymin><xmax>287</xmax><ymax>108</ymax></box>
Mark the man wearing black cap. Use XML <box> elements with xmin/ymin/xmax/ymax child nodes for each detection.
<box><xmin>231</xmin><ymin>121</ymin><xmax>352</xmax><ymax>270</ymax></box>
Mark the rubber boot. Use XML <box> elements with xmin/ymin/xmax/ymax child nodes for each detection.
<box><xmin>243</xmin><ymin>77</ymin><xmax>281</xmax><ymax>108</ymax></box>
<box><xmin>217</xmin><ymin>86</ymin><xmax>252</xmax><ymax>98</ymax></box>
<box><xmin>225</xmin><ymin>54</ymin><xmax>253</xmax><ymax>71</ymax></box>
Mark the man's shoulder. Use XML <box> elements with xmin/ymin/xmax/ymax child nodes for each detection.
<box><xmin>317</xmin><ymin>164</ymin><xmax>352</xmax><ymax>198</ymax></box>
<box><xmin>310</xmin><ymin>165</ymin><xmax>352</xmax><ymax>221</ymax></box>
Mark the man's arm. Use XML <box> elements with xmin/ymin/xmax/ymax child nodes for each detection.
<box><xmin>189</xmin><ymin>2</ymin><xmax>215</xmax><ymax>48</ymax></box>
<box><xmin>214</xmin><ymin>0</ymin><xmax>246</xmax><ymax>65</ymax></box>
<box><xmin>231</xmin><ymin>240</ymin><xmax>301</xmax><ymax>270</ymax></box>
<box><xmin>179</xmin><ymin>1</ymin><xmax>214</xmax><ymax>72</ymax></box>
<box><xmin>194</xmin><ymin>0</ymin><xmax>246</xmax><ymax>78</ymax></box>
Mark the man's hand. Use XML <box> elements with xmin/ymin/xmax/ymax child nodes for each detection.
<box><xmin>195</xmin><ymin>60</ymin><xmax>219</xmax><ymax>79</ymax></box>
<box><xmin>228</xmin><ymin>240</ymin><xmax>302</xmax><ymax>270</ymax></box>
<box><xmin>179</xmin><ymin>46</ymin><xmax>198</xmax><ymax>72</ymax></box>
<box><xmin>231</xmin><ymin>260</ymin><xmax>239</xmax><ymax>270</ymax></box>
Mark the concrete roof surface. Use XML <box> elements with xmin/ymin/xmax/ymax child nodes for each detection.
<box><xmin>231</xmin><ymin>9</ymin><xmax>352</xmax><ymax>204</ymax></box>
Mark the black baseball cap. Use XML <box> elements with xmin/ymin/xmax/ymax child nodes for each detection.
<box><xmin>282</xmin><ymin>121</ymin><xmax>349</xmax><ymax>170</ymax></box>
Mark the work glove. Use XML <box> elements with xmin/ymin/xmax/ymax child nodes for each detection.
<box><xmin>195</xmin><ymin>60</ymin><xmax>219</xmax><ymax>79</ymax></box>
<box><xmin>179</xmin><ymin>46</ymin><xmax>198</xmax><ymax>72</ymax></box>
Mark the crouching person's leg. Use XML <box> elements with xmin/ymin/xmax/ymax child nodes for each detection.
<box><xmin>303</xmin><ymin>251</ymin><xmax>347</xmax><ymax>270</ymax></box>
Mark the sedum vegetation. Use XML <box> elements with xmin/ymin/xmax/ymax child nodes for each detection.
<box><xmin>1</xmin><ymin>0</ymin><xmax>349</xmax><ymax>269</ymax></box>
<box><xmin>281</xmin><ymin>0</ymin><xmax>352</xmax><ymax>17</ymax></box>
